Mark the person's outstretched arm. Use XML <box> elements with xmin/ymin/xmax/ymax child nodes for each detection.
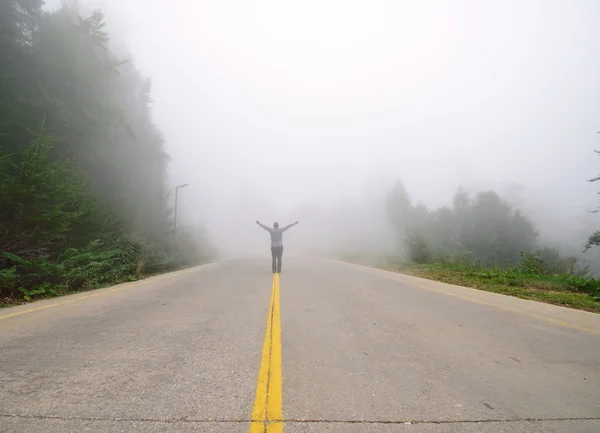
<box><xmin>256</xmin><ymin>221</ymin><xmax>271</xmax><ymax>231</ymax></box>
<box><xmin>282</xmin><ymin>221</ymin><xmax>299</xmax><ymax>232</ymax></box>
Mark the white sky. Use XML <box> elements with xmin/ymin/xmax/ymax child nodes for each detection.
<box><xmin>47</xmin><ymin>0</ymin><xmax>600</xmax><ymax>253</ymax></box>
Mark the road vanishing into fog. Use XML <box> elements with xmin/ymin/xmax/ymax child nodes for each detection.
<box><xmin>1</xmin><ymin>258</ymin><xmax>599</xmax><ymax>433</ymax></box>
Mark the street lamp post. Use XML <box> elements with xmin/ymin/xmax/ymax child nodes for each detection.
<box><xmin>174</xmin><ymin>183</ymin><xmax>188</xmax><ymax>237</ymax></box>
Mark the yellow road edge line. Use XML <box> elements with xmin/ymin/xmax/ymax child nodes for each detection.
<box><xmin>0</xmin><ymin>266</ymin><xmax>203</xmax><ymax>322</ymax></box>
<box><xmin>250</xmin><ymin>273</ymin><xmax>283</xmax><ymax>432</ymax></box>
<box><xmin>379</xmin><ymin>273</ymin><xmax>600</xmax><ymax>336</ymax></box>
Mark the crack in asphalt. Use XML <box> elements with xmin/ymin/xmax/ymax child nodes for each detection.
<box><xmin>1</xmin><ymin>414</ymin><xmax>599</xmax><ymax>425</ymax></box>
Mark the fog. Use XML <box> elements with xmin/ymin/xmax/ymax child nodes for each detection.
<box><xmin>48</xmin><ymin>0</ymin><xmax>600</xmax><ymax>260</ymax></box>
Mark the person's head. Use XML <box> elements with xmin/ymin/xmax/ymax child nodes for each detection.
<box><xmin>273</xmin><ymin>222</ymin><xmax>279</xmax><ymax>228</ymax></box>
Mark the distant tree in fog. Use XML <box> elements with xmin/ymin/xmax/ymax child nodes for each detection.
<box><xmin>585</xmin><ymin>150</ymin><xmax>600</xmax><ymax>252</ymax></box>
<box><xmin>387</xmin><ymin>181</ymin><xmax>538</xmax><ymax>265</ymax></box>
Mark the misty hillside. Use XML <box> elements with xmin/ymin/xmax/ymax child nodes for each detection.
<box><xmin>0</xmin><ymin>1</ymin><xmax>211</xmax><ymax>302</ymax></box>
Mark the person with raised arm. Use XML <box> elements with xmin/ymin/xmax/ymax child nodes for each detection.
<box><xmin>256</xmin><ymin>220</ymin><xmax>299</xmax><ymax>273</ymax></box>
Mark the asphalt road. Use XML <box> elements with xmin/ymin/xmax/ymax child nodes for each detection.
<box><xmin>1</xmin><ymin>258</ymin><xmax>599</xmax><ymax>432</ymax></box>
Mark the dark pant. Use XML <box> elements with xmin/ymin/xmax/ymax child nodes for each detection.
<box><xmin>271</xmin><ymin>246</ymin><xmax>283</xmax><ymax>273</ymax></box>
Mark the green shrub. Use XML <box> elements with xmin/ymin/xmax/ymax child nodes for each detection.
<box><xmin>557</xmin><ymin>274</ymin><xmax>600</xmax><ymax>296</ymax></box>
<box><xmin>405</xmin><ymin>231</ymin><xmax>431</xmax><ymax>264</ymax></box>
<box><xmin>519</xmin><ymin>251</ymin><xmax>547</xmax><ymax>274</ymax></box>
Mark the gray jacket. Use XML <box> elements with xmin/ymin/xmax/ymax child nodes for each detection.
<box><xmin>257</xmin><ymin>222</ymin><xmax>298</xmax><ymax>247</ymax></box>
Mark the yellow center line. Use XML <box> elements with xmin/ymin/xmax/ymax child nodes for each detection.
<box><xmin>251</xmin><ymin>273</ymin><xmax>283</xmax><ymax>433</ymax></box>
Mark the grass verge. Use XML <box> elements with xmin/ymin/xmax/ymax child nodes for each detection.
<box><xmin>376</xmin><ymin>261</ymin><xmax>600</xmax><ymax>314</ymax></box>
<box><xmin>0</xmin><ymin>273</ymin><xmax>142</xmax><ymax>309</ymax></box>
<box><xmin>0</xmin><ymin>264</ymin><xmax>201</xmax><ymax>309</ymax></box>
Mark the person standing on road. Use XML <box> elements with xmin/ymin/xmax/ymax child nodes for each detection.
<box><xmin>256</xmin><ymin>220</ymin><xmax>299</xmax><ymax>273</ymax></box>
